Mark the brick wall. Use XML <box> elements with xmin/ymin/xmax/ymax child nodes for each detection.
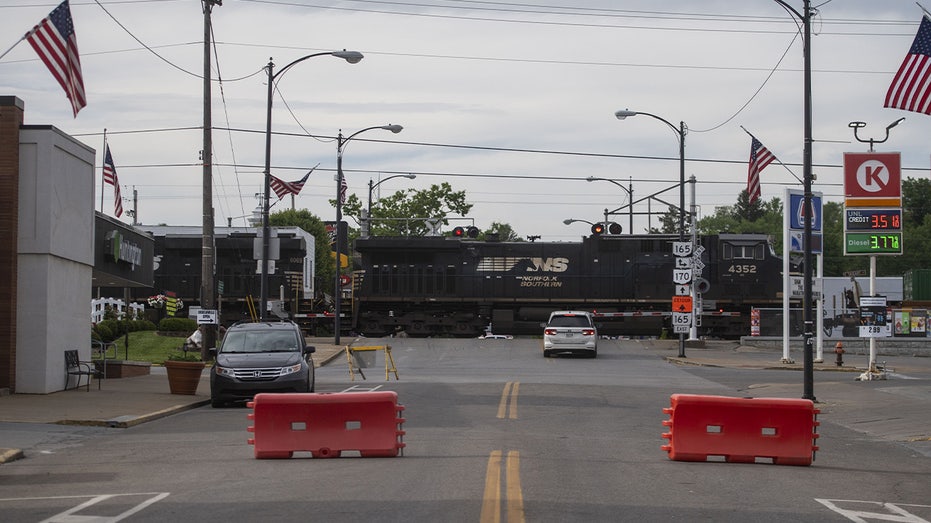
<box><xmin>0</xmin><ymin>96</ymin><xmax>24</xmax><ymax>391</ymax></box>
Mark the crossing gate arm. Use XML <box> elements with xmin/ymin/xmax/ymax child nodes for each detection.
<box><xmin>346</xmin><ymin>345</ymin><xmax>399</xmax><ymax>381</ymax></box>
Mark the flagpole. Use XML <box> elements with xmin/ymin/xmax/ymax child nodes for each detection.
<box><xmin>101</xmin><ymin>129</ymin><xmax>107</xmax><ymax>213</ymax></box>
<box><xmin>740</xmin><ymin>125</ymin><xmax>803</xmax><ymax>184</ymax></box>
<box><xmin>0</xmin><ymin>36</ymin><xmax>26</xmax><ymax>61</ymax></box>
<box><xmin>917</xmin><ymin>2</ymin><xmax>931</xmax><ymax>19</ymax></box>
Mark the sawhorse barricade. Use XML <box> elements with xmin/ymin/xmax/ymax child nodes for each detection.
<box><xmin>661</xmin><ymin>394</ymin><xmax>820</xmax><ymax>466</ymax></box>
<box><xmin>346</xmin><ymin>345</ymin><xmax>399</xmax><ymax>381</ymax></box>
<box><xmin>247</xmin><ymin>391</ymin><xmax>406</xmax><ymax>459</ymax></box>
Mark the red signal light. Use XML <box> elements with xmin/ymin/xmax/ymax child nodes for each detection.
<box><xmin>453</xmin><ymin>226</ymin><xmax>465</xmax><ymax>237</ymax></box>
<box><xmin>591</xmin><ymin>223</ymin><xmax>605</xmax><ymax>235</ymax></box>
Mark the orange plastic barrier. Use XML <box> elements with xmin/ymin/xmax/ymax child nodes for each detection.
<box><xmin>661</xmin><ymin>394</ymin><xmax>819</xmax><ymax>466</ymax></box>
<box><xmin>247</xmin><ymin>391</ymin><xmax>406</xmax><ymax>459</ymax></box>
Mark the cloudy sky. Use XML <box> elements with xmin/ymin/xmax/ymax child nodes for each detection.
<box><xmin>2</xmin><ymin>0</ymin><xmax>929</xmax><ymax>240</ymax></box>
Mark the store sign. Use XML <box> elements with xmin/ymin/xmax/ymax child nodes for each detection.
<box><xmin>104</xmin><ymin>230</ymin><xmax>143</xmax><ymax>269</ymax></box>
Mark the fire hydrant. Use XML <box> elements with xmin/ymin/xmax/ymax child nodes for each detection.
<box><xmin>835</xmin><ymin>341</ymin><xmax>845</xmax><ymax>367</ymax></box>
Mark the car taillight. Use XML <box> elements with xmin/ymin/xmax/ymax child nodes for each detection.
<box><xmin>582</xmin><ymin>329</ymin><xmax>595</xmax><ymax>336</ymax></box>
<box><xmin>544</xmin><ymin>328</ymin><xmax>557</xmax><ymax>335</ymax></box>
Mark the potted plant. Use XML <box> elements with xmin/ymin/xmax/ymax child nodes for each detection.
<box><xmin>164</xmin><ymin>345</ymin><xmax>205</xmax><ymax>395</ymax></box>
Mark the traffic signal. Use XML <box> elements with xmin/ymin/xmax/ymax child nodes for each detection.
<box><xmin>607</xmin><ymin>222</ymin><xmax>623</xmax><ymax>235</ymax></box>
<box><xmin>591</xmin><ymin>223</ymin><xmax>605</xmax><ymax>235</ymax></box>
<box><xmin>453</xmin><ymin>226</ymin><xmax>480</xmax><ymax>238</ymax></box>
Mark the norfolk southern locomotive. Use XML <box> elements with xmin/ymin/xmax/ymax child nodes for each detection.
<box><xmin>352</xmin><ymin>233</ymin><xmax>794</xmax><ymax>339</ymax></box>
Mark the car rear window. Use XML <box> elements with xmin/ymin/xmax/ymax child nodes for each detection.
<box><xmin>548</xmin><ymin>315</ymin><xmax>592</xmax><ymax>328</ymax></box>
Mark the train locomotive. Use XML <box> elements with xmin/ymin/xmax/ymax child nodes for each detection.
<box><xmin>352</xmin><ymin>233</ymin><xmax>794</xmax><ymax>339</ymax></box>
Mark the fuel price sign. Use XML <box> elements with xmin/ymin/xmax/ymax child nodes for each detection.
<box><xmin>845</xmin><ymin>209</ymin><xmax>902</xmax><ymax>231</ymax></box>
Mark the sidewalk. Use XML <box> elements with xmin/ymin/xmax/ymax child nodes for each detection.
<box><xmin>0</xmin><ymin>339</ymin><xmax>347</xmax><ymax>463</ymax></box>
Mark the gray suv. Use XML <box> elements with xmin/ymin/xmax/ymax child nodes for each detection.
<box><xmin>210</xmin><ymin>320</ymin><xmax>315</xmax><ymax>407</ymax></box>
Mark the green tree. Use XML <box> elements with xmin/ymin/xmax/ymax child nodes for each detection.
<box><xmin>340</xmin><ymin>182</ymin><xmax>473</xmax><ymax>237</ymax></box>
<box><xmin>650</xmin><ymin>205</ymin><xmax>683</xmax><ymax>234</ymax></box>
<box><xmin>268</xmin><ymin>209</ymin><xmax>334</xmax><ymax>297</ymax></box>
<box><xmin>733</xmin><ymin>189</ymin><xmax>766</xmax><ymax>222</ymax></box>
<box><xmin>483</xmin><ymin>222</ymin><xmax>522</xmax><ymax>242</ymax></box>
<box><xmin>903</xmin><ymin>176</ymin><xmax>931</xmax><ymax>226</ymax></box>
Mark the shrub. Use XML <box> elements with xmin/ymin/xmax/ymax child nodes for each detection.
<box><xmin>127</xmin><ymin>319</ymin><xmax>157</xmax><ymax>332</ymax></box>
<box><xmin>159</xmin><ymin>317</ymin><xmax>197</xmax><ymax>333</ymax></box>
<box><xmin>93</xmin><ymin>322</ymin><xmax>115</xmax><ymax>343</ymax></box>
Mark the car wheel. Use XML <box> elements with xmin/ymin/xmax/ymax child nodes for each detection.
<box><xmin>211</xmin><ymin>398</ymin><xmax>225</xmax><ymax>408</ymax></box>
<box><xmin>543</xmin><ymin>350</ymin><xmax>552</xmax><ymax>358</ymax></box>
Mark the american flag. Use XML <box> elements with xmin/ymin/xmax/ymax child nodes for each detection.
<box><xmin>747</xmin><ymin>136</ymin><xmax>776</xmax><ymax>205</ymax></box>
<box><xmin>269</xmin><ymin>165</ymin><xmax>317</xmax><ymax>199</ymax></box>
<box><xmin>25</xmin><ymin>0</ymin><xmax>85</xmax><ymax>117</ymax></box>
<box><xmin>103</xmin><ymin>145</ymin><xmax>123</xmax><ymax>218</ymax></box>
<box><xmin>884</xmin><ymin>15</ymin><xmax>931</xmax><ymax>115</ymax></box>
<box><xmin>339</xmin><ymin>172</ymin><xmax>348</xmax><ymax>204</ymax></box>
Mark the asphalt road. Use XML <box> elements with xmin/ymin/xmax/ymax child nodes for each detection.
<box><xmin>0</xmin><ymin>338</ymin><xmax>928</xmax><ymax>522</ymax></box>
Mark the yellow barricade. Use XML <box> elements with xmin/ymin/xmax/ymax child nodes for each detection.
<box><xmin>346</xmin><ymin>345</ymin><xmax>399</xmax><ymax>381</ymax></box>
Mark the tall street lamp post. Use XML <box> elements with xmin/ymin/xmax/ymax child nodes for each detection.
<box><xmin>260</xmin><ymin>50</ymin><xmax>363</xmax><ymax>321</ymax></box>
<box><xmin>773</xmin><ymin>0</ymin><xmax>815</xmax><ymax>401</ymax></box>
<box><xmin>365</xmin><ymin>173</ymin><xmax>416</xmax><ymax>237</ymax></box>
<box><xmin>335</xmin><ymin>125</ymin><xmax>403</xmax><ymax>345</ymax></box>
<box><xmin>615</xmin><ymin>109</ymin><xmax>687</xmax><ymax>357</ymax></box>
<box><xmin>586</xmin><ymin>176</ymin><xmax>633</xmax><ymax>234</ymax></box>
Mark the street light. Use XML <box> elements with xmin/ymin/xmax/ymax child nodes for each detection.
<box><xmin>615</xmin><ymin>108</ymin><xmax>688</xmax><ymax>357</ymax></box>
<box><xmin>586</xmin><ymin>176</ymin><xmax>633</xmax><ymax>234</ymax></box>
<box><xmin>773</xmin><ymin>0</ymin><xmax>816</xmax><ymax>401</ymax></box>
<box><xmin>366</xmin><ymin>173</ymin><xmax>417</xmax><ymax>236</ymax></box>
<box><xmin>260</xmin><ymin>50</ymin><xmax>364</xmax><ymax>322</ymax></box>
<box><xmin>335</xmin><ymin>124</ymin><xmax>403</xmax><ymax>345</ymax></box>
<box><xmin>563</xmin><ymin>218</ymin><xmax>595</xmax><ymax>226</ymax></box>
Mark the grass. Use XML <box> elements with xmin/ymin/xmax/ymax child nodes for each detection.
<box><xmin>98</xmin><ymin>331</ymin><xmax>194</xmax><ymax>365</ymax></box>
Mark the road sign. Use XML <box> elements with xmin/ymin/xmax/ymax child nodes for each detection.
<box><xmin>197</xmin><ymin>309</ymin><xmax>218</xmax><ymax>325</ymax></box>
<box><xmin>693</xmin><ymin>245</ymin><xmax>705</xmax><ymax>256</ymax></box>
<box><xmin>672</xmin><ymin>296</ymin><xmax>693</xmax><ymax>313</ymax></box>
<box><xmin>672</xmin><ymin>241</ymin><xmax>692</xmax><ymax>257</ymax></box>
<box><xmin>844</xmin><ymin>152</ymin><xmax>902</xmax><ymax>199</ymax></box>
<box><xmin>675</xmin><ymin>257</ymin><xmax>693</xmax><ymax>269</ymax></box>
<box><xmin>671</xmin><ymin>312</ymin><xmax>691</xmax><ymax>327</ymax></box>
<box><xmin>675</xmin><ymin>284</ymin><xmax>690</xmax><ymax>296</ymax></box>
<box><xmin>672</xmin><ymin>269</ymin><xmax>692</xmax><ymax>285</ymax></box>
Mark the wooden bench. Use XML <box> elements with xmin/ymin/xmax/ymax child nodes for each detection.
<box><xmin>65</xmin><ymin>349</ymin><xmax>101</xmax><ymax>391</ymax></box>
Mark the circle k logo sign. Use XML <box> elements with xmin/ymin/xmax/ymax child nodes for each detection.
<box><xmin>843</xmin><ymin>152</ymin><xmax>901</xmax><ymax>198</ymax></box>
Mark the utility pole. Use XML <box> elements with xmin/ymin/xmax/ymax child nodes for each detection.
<box><xmin>201</xmin><ymin>0</ymin><xmax>221</xmax><ymax>358</ymax></box>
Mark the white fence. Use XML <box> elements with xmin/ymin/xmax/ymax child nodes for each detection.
<box><xmin>91</xmin><ymin>298</ymin><xmax>145</xmax><ymax>324</ymax></box>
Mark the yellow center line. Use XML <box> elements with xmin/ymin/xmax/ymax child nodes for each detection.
<box><xmin>481</xmin><ymin>450</ymin><xmax>503</xmax><ymax>523</ymax></box>
<box><xmin>481</xmin><ymin>450</ymin><xmax>525</xmax><ymax>523</ymax></box>
<box><xmin>497</xmin><ymin>382</ymin><xmax>512</xmax><ymax>419</ymax></box>
<box><xmin>506</xmin><ymin>451</ymin><xmax>525</xmax><ymax>522</ymax></box>
<box><xmin>497</xmin><ymin>381</ymin><xmax>519</xmax><ymax>420</ymax></box>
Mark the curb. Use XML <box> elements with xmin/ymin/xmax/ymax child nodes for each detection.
<box><xmin>53</xmin><ymin>399</ymin><xmax>213</xmax><ymax>428</ymax></box>
<box><xmin>0</xmin><ymin>448</ymin><xmax>24</xmax><ymax>464</ymax></box>
<box><xmin>663</xmin><ymin>356</ymin><xmax>864</xmax><ymax>372</ymax></box>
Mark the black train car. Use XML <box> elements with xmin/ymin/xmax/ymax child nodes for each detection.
<box><xmin>131</xmin><ymin>226</ymin><xmax>314</xmax><ymax>325</ymax></box>
<box><xmin>353</xmin><ymin>233</ymin><xmax>790</xmax><ymax>338</ymax></box>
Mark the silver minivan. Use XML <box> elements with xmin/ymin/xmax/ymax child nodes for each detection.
<box><xmin>542</xmin><ymin>310</ymin><xmax>598</xmax><ymax>358</ymax></box>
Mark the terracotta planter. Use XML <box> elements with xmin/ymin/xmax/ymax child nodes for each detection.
<box><xmin>164</xmin><ymin>360</ymin><xmax>205</xmax><ymax>395</ymax></box>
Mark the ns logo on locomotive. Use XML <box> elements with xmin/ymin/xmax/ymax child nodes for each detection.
<box><xmin>352</xmin><ymin>233</ymin><xmax>795</xmax><ymax>338</ymax></box>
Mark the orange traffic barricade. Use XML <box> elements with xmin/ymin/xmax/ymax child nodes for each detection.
<box><xmin>247</xmin><ymin>391</ymin><xmax>406</xmax><ymax>459</ymax></box>
<box><xmin>661</xmin><ymin>393</ymin><xmax>819</xmax><ymax>466</ymax></box>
